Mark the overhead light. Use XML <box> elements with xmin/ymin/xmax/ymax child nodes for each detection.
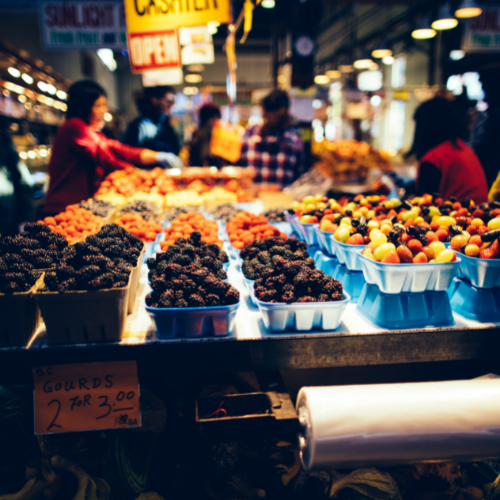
<box><xmin>27</xmin><ymin>151</ymin><xmax>36</xmax><ymax>159</ymax></box>
<box><xmin>185</xmin><ymin>74</ymin><xmax>202</xmax><ymax>83</ymax></box>
<box><xmin>18</xmin><ymin>94</ymin><xmax>26</xmax><ymax>103</ymax></box>
<box><xmin>412</xmin><ymin>17</ymin><xmax>437</xmax><ymax>39</ymax></box>
<box><xmin>183</xmin><ymin>86</ymin><xmax>199</xmax><ymax>95</ymax></box>
<box><xmin>8</xmin><ymin>67</ymin><xmax>20</xmax><ymax>78</ymax></box>
<box><xmin>97</xmin><ymin>48</ymin><xmax>117</xmax><ymax>72</ymax></box>
<box><xmin>104</xmin><ymin>112</ymin><xmax>113</xmax><ymax>122</ymax></box>
<box><xmin>56</xmin><ymin>90</ymin><xmax>67</xmax><ymax>100</ymax></box>
<box><xmin>46</xmin><ymin>84</ymin><xmax>56</xmax><ymax>95</ymax></box>
<box><xmin>353</xmin><ymin>52</ymin><xmax>373</xmax><ymax>70</ymax></box>
<box><xmin>312</xmin><ymin>99</ymin><xmax>323</xmax><ymax>109</ymax></box>
<box><xmin>22</xmin><ymin>74</ymin><xmax>33</xmax><ymax>84</ymax></box>
<box><xmin>455</xmin><ymin>0</ymin><xmax>482</xmax><ymax>18</ymax></box>
<box><xmin>372</xmin><ymin>42</ymin><xmax>392</xmax><ymax>59</ymax></box>
<box><xmin>207</xmin><ymin>23</ymin><xmax>218</xmax><ymax>35</ymax></box>
<box><xmin>450</xmin><ymin>50</ymin><xmax>465</xmax><ymax>60</ymax></box>
<box><xmin>432</xmin><ymin>3</ymin><xmax>458</xmax><ymax>30</ymax></box>
<box><xmin>314</xmin><ymin>75</ymin><xmax>330</xmax><ymax>85</ymax></box>
<box><xmin>325</xmin><ymin>70</ymin><xmax>341</xmax><ymax>79</ymax></box>
<box><xmin>370</xmin><ymin>95</ymin><xmax>382</xmax><ymax>107</ymax></box>
<box><xmin>382</xmin><ymin>55</ymin><xmax>395</xmax><ymax>65</ymax></box>
<box><xmin>339</xmin><ymin>64</ymin><xmax>355</xmax><ymax>73</ymax></box>
<box><xmin>39</xmin><ymin>149</ymin><xmax>48</xmax><ymax>158</ymax></box>
<box><xmin>261</xmin><ymin>0</ymin><xmax>275</xmax><ymax>8</ymax></box>
<box><xmin>369</xmin><ymin>62</ymin><xmax>379</xmax><ymax>70</ymax></box>
<box><xmin>187</xmin><ymin>64</ymin><xmax>205</xmax><ymax>72</ymax></box>
<box><xmin>37</xmin><ymin>81</ymin><xmax>47</xmax><ymax>92</ymax></box>
<box><xmin>19</xmin><ymin>151</ymin><xmax>27</xmax><ymax>160</ymax></box>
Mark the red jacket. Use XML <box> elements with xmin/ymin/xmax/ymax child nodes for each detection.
<box><xmin>418</xmin><ymin>140</ymin><xmax>489</xmax><ymax>204</ymax></box>
<box><xmin>44</xmin><ymin>118</ymin><xmax>144</xmax><ymax>213</ymax></box>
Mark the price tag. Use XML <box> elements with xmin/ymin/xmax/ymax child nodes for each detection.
<box><xmin>210</xmin><ymin>120</ymin><xmax>244</xmax><ymax>163</ymax></box>
<box><xmin>32</xmin><ymin>361</ymin><xmax>141</xmax><ymax>435</ymax></box>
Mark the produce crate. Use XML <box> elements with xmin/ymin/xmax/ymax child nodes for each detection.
<box><xmin>36</xmin><ymin>284</ymin><xmax>129</xmax><ymax>345</ymax></box>
<box><xmin>0</xmin><ymin>275</ymin><xmax>44</xmax><ymax>347</ymax></box>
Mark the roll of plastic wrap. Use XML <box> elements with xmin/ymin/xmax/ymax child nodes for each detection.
<box><xmin>297</xmin><ymin>378</ymin><xmax>500</xmax><ymax>470</ymax></box>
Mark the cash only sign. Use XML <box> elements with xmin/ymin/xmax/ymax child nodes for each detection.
<box><xmin>124</xmin><ymin>0</ymin><xmax>230</xmax><ymax>73</ymax></box>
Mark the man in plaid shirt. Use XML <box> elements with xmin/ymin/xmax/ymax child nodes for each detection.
<box><xmin>238</xmin><ymin>90</ymin><xmax>304</xmax><ymax>186</ymax></box>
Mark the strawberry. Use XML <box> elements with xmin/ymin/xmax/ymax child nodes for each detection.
<box><xmin>480</xmin><ymin>239</ymin><xmax>500</xmax><ymax>260</ymax></box>
<box><xmin>397</xmin><ymin>244</ymin><xmax>413</xmax><ymax>263</ymax></box>
<box><xmin>413</xmin><ymin>252</ymin><xmax>428</xmax><ymax>264</ymax></box>
<box><xmin>346</xmin><ymin>233</ymin><xmax>364</xmax><ymax>246</ymax></box>
<box><xmin>381</xmin><ymin>250</ymin><xmax>400</xmax><ymax>264</ymax></box>
<box><xmin>436</xmin><ymin>229</ymin><xmax>448</xmax><ymax>242</ymax></box>
<box><xmin>408</xmin><ymin>239</ymin><xmax>423</xmax><ymax>255</ymax></box>
<box><xmin>426</xmin><ymin>231</ymin><xmax>438</xmax><ymax>243</ymax></box>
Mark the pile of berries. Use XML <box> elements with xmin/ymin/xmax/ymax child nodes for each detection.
<box><xmin>0</xmin><ymin>222</ymin><xmax>68</xmax><ymax>269</ymax></box>
<box><xmin>263</xmin><ymin>209</ymin><xmax>287</xmax><ymax>223</ymax></box>
<box><xmin>241</xmin><ymin>237</ymin><xmax>312</xmax><ymax>280</ymax></box>
<box><xmin>40</xmin><ymin>224</ymin><xmax>143</xmax><ymax>292</ymax></box>
<box><xmin>164</xmin><ymin>207</ymin><xmax>193</xmax><ymax>222</ymax></box>
<box><xmin>79</xmin><ymin>199</ymin><xmax>115</xmax><ymax>218</ymax></box>
<box><xmin>146</xmin><ymin>231</ymin><xmax>237</xmax><ymax>308</ymax></box>
<box><xmin>0</xmin><ymin>256</ymin><xmax>42</xmax><ymax>293</ymax></box>
<box><xmin>121</xmin><ymin>200</ymin><xmax>160</xmax><ymax>216</ymax></box>
<box><xmin>208</xmin><ymin>203</ymin><xmax>241</xmax><ymax>223</ymax></box>
<box><xmin>227</xmin><ymin>212</ymin><xmax>287</xmax><ymax>250</ymax></box>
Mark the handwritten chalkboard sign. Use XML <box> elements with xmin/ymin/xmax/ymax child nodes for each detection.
<box><xmin>32</xmin><ymin>361</ymin><xmax>141</xmax><ymax>434</ymax></box>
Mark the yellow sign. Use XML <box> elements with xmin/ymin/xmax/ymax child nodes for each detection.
<box><xmin>210</xmin><ymin>121</ymin><xmax>244</xmax><ymax>163</ymax></box>
<box><xmin>124</xmin><ymin>0</ymin><xmax>230</xmax><ymax>32</ymax></box>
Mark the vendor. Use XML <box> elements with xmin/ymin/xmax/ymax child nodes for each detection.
<box><xmin>411</xmin><ymin>97</ymin><xmax>488</xmax><ymax>204</ymax></box>
<box><xmin>44</xmin><ymin>80</ymin><xmax>175</xmax><ymax>214</ymax></box>
<box><xmin>189</xmin><ymin>102</ymin><xmax>222</xmax><ymax>167</ymax></box>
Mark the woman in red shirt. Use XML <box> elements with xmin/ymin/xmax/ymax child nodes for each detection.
<box><xmin>411</xmin><ymin>97</ymin><xmax>488</xmax><ymax>204</ymax></box>
<box><xmin>44</xmin><ymin>80</ymin><xmax>177</xmax><ymax>214</ymax></box>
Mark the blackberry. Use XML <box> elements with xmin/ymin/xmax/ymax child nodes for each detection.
<box><xmin>160</xmin><ymin>290</ymin><xmax>175</xmax><ymax>302</ymax></box>
<box><xmin>77</xmin><ymin>265</ymin><xmax>101</xmax><ymax>282</ymax></box>
<box><xmin>174</xmin><ymin>290</ymin><xmax>184</xmax><ymax>300</ymax></box>
<box><xmin>297</xmin><ymin>296</ymin><xmax>316</xmax><ymax>303</ymax></box>
<box><xmin>174</xmin><ymin>299</ymin><xmax>189</xmax><ymax>308</ymax></box>
<box><xmin>8</xmin><ymin>262</ymin><xmax>33</xmax><ymax>273</ymax></box>
<box><xmin>270</xmin><ymin>246</ymin><xmax>285</xmax><ymax>256</ymax></box>
<box><xmin>190</xmin><ymin>231</ymin><xmax>202</xmax><ymax>244</ymax></box>
<box><xmin>87</xmin><ymin>273</ymin><xmax>114</xmax><ymax>290</ymax></box>
<box><xmin>258</xmin><ymin>290</ymin><xmax>276</xmax><ymax>303</ymax></box>
<box><xmin>44</xmin><ymin>272</ymin><xmax>59</xmax><ymax>290</ymax></box>
<box><xmin>192</xmin><ymin>268</ymin><xmax>210</xmax><ymax>282</ymax></box>
<box><xmin>0</xmin><ymin>260</ymin><xmax>7</xmax><ymax>273</ymax></box>
<box><xmin>305</xmin><ymin>258</ymin><xmax>315</xmax><ymax>268</ymax></box>
<box><xmin>223</xmin><ymin>287</ymin><xmax>240</xmax><ymax>305</ymax></box>
<box><xmin>3</xmin><ymin>253</ymin><xmax>23</xmax><ymax>266</ymax></box>
<box><xmin>331</xmin><ymin>291</ymin><xmax>344</xmax><ymax>301</ymax></box>
<box><xmin>145</xmin><ymin>293</ymin><xmax>156</xmax><ymax>306</ymax></box>
<box><xmin>318</xmin><ymin>294</ymin><xmax>330</xmax><ymax>302</ymax></box>
<box><xmin>188</xmin><ymin>293</ymin><xmax>206</xmax><ymax>307</ymax></box>
<box><xmin>1</xmin><ymin>272</ymin><xmax>26</xmax><ymax>285</ymax></box>
<box><xmin>151</xmin><ymin>278</ymin><xmax>168</xmax><ymax>293</ymax></box>
<box><xmin>19</xmin><ymin>238</ymin><xmax>40</xmax><ymax>250</ymax></box>
<box><xmin>2</xmin><ymin>282</ymin><xmax>20</xmax><ymax>293</ymax></box>
<box><xmin>23</xmin><ymin>222</ymin><xmax>48</xmax><ymax>234</ymax></box>
<box><xmin>55</xmin><ymin>264</ymin><xmax>76</xmax><ymax>280</ymax></box>
<box><xmin>205</xmin><ymin>294</ymin><xmax>221</xmax><ymax>306</ymax></box>
<box><xmin>216</xmin><ymin>269</ymin><xmax>228</xmax><ymax>280</ymax></box>
<box><xmin>281</xmin><ymin>291</ymin><xmax>296</xmax><ymax>303</ymax></box>
<box><xmin>258</xmin><ymin>251</ymin><xmax>271</xmax><ymax>265</ymax></box>
<box><xmin>171</xmin><ymin>254</ymin><xmax>192</xmax><ymax>266</ymax></box>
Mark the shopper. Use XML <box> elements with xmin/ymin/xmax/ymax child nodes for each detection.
<box><xmin>238</xmin><ymin>90</ymin><xmax>304</xmax><ymax>186</ymax></box>
<box><xmin>0</xmin><ymin>123</ymin><xmax>35</xmax><ymax>235</ymax></box>
<box><xmin>189</xmin><ymin>103</ymin><xmax>222</xmax><ymax>167</ymax></box>
<box><xmin>471</xmin><ymin>68</ymin><xmax>500</xmax><ymax>189</ymax></box>
<box><xmin>410</xmin><ymin>97</ymin><xmax>488</xmax><ymax>204</ymax></box>
<box><xmin>124</xmin><ymin>86</ymin><xmax>181</xmax><ymax>156</ymax></box>
<box><xmin>44</xmin><ymin>80</ymin><xmax>177</xmax><ymax>214</ymax></box>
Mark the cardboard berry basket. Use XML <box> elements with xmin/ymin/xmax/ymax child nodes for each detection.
<box><xmin>35</xmin><ymin>281</ymin><xmax>129</xmax><ymax>345</ymax></box>
<box><xmin>359</xmin><ymin>254</ymin><xmax>460</xmax><ymax>294</ymax></box>
<box><xmin>0</xmin><ymin>274</ymin><xmax>44</xmax><ymax>347</ymax></box>
<box><xmin>128</xmin><ymin>242</ymin><xmax>146</xmax><ymax>314</ymax></box>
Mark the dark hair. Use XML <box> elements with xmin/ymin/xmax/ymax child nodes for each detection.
<box><xmin>410</xmin><ymin>97</ymin><xmax>462</xmax><ymax>160</ymax></box>
<box><xmin>66</xmin><ymin>80</ymin><xmax>106</xmax><ymax>123</ymax></box>
<box><xmin>199</xmin><ymin>103</ymin><xmax>221</xmax><ymax>125</ymax></box>
<box><xmin>144</xmin><ymin>85</ymin><xmax>175</xmax><ymax>101</ymax></box>
<box><xmin>262</xmin><ymin>90</ymin><xmax>290</xmax><ymax>112</ymax></box>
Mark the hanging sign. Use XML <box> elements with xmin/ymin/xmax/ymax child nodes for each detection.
<box><xmin>39</xmin><ymin>1</ymin><xmax>127</xmax><ymax>50</ymax></box>
<box><xmin>463</xmin><ymin>7</ymin><xmax>500</xmax><ymax>52</ymax></box>
<box><xmin>210</xmin><ymin>121</ymin><xmax>244</xmax><ymax>163</ymax></box>
<box><xmin>179</xmin><ymin>26</ymin><xmax>215</xmax><ymax>65</ymax></box>
<box><xmin>33</xmin><ymin>361</ymin><xmax>141</xmax><ymax>434</ymax></box>
<box><xmin>124</xmin><ymin>0</ymin><xmax>230</xmax><ymax>31</ymax></box>
<box><xmin>128</xmin><ymin>28</ymin><xmax>181</xmax><ymax>73</ymax></box>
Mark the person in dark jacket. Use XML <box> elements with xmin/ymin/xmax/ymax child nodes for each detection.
<box><xmin>123</xmin><ymin>86</ymin><xmax>181</xmax><ymax>156</ymax></box>
<box><xmin>0</xmin><ymin>126</ymin><xmax>35</xmax><ymax>236</ymax></box>
<box><xmin>189</xmin><ymin>103</ymin><xmax>222</xmax><ymax>167</ymax></box>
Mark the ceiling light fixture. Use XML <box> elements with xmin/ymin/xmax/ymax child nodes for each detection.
<box><xmin>353</xmin><ymin>52</ymin><xmax>373</xmax><ymax>70</ymax></box>
<box><xmin>37</xmin><ymin>81</ymin><xmax>47</xmax><ymax>92</ymax></box>
<box><xmin>432</xmin><ymin>3</ymin><xmax>458</xmax><ymax>30</ymax></box>
<box><xmin>382</xmin><ymin>55</ymin><xmax>395</xmax><ymax>65</ymax></box>
<box><xmin>314</xmin><ymin>75</ymin><xmax>330</xmax><ymax>85</ymax></box>
<box><xmin>45</xmin><ymin>84</ymin><xmax>56</xmax><ymax>95</ymax></box>
<box><xmin>325</xmin><ymin>70</ymin><xmax>341</xmax><ymax>79</ymax></box>
<box><xmin>185</xmin><ymin>74</ymin><xmax>202</xmax><ymax>83</ymax></box>
<box><xmin>372</xmin><ymin>41</ymin><xmax>393</xmax><ymax>59</ymax></box>
<box><xmin>8</xmin><ymin>67</ymin><xmax>20</xmax><ymax>78</ymax></box>
<box><xmin>21</xmin><ymin>74</ymin><xmax>33</xmax><ymax>84</ymax></box>
<box><xmin>339</xmin><ymin>64</ymin><xmax>355</xmax><ymax>73</ymax></box>
<box><xmin>412</xmin><ymin>17</ymin><xmax>437</xmax><ymax>39</ymax></box>
<box><xmin>56</xmin><ymin>90</ymin><xmax>67</xmax><ymax>100</ymax></box>
<box><xmin>261</xmin><ymin>0</ymin><xmax>275</xmax><ymax>8</ymax></box>
<box><xmin>455</xmin><ymin>0</ymin><xmax>482</xmax><ymax>18</ymax></box>
<box><xmin>450</xmin><ymin>50</ymin><xmax>465</xmax><ymax>60</ymax></box>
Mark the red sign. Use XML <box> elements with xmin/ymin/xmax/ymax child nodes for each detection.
<box><xmin>33</xmin><ymin>361</ymin><xmax>141</xmax><ymax>434</ymax></box>
<box><xmin>128</xmin><ymin>29</ymin><xmax>181</xmax><ymax>73</ymax></box>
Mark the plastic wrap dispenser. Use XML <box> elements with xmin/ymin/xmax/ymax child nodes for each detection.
<box><xmin>296</xmin><ymin>377</ymin><xmax>500</xmax><ymax>470</ymax></box>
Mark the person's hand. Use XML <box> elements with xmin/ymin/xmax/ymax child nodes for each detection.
<box><xmin>156</xmin><ymin>152</ymin><xmax>184</xmax><ymax>169</ymax></box>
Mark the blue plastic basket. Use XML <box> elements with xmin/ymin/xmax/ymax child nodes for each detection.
<box><xmin>298</xmin><ymin>222</ymin><xmax>319</xmax><ymax>246</ymax></box>
<box><xmin>256</xmin><ymin>294</ymin><xmax>350</xmax><ymax>332</ymax></box>
<box><xmin>314</xmin><ymin>227</ymin><xmax>336</xmax><ymax>256</ymax></box>
<box><xmin>331</xmin><ymin>264</ymin><xmax>365</xmax><ymax>304</ymax></box>
<box><xmin>360</xmin><ymin>254</ymin><xmax>460</xmax><ymax>294</ymax></box>
<box><xmin>357</xmin><ymin>283</ymin><xmax>454</xmax><ymax>329</ymax></box>
<box><xmin>449</xmin><ymin>279</ymin><xmax>500</xmax><ymax>322</ymax></box>
<box><xmin>332</xmin><ymin>239</ymin><xmax>364</xmax><ymax>271</ymax></box>
<box><xmin>146</xmin><ymin>301</ymin><xmax>239</xmax><ymax>338</ymax></box>
<box><xmin>457</xmin><ymin>253</ymin><xmax>500</xmax><ymax>289</ymax></box>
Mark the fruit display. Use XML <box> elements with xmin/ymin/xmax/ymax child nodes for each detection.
<box><xmin>202</xmin><ymin>187</ymin><xmax>238</xmax><ymax>205</ymax></box>
<box><xmin>120</xmin><ymin>200</ymin><xmax>161</xmax><ymax>216</ymax></box>
<box><xmin>313</xmin><ymin>139</ymin><xmax>393</xmax><ymax>181</ymax></box>
<box><xmin>78</xmin><ymin>199</ymin><xmax>116</xmax><ymax>218</ymax></box>
<box><xmin>240</xmin><ymin>237</ymin><xmax>310</xmax><ymax>280</ymax></box>
<box><xmin>164</xmin><ymin>207</ymin><xmax>194</xmax><ymax>221</ymax></box>
<box><xmin>96</xmin><ymin>167</ymin><xmax>176</xmax><ymax>197</ymax></box>
<box><xmin>160</xmin><ymin>212</ymin><xmax>224</xmax><ymax>250</ymax></box>
<box><xmin>39</xmin><ymin>224</ymin><xmax>142</xmax><ymax>292</ymax></box>
<box><xmin>208</xmin><ymin>203</ymin><xmax>241</xmax><ymax>223</ymax></box>
<box><xmin>115</xmin><ymin>213</ymin><xmax>163</xmax><ymax>243</ymax></box>
<box><xmin>42</xmin><ymin>205</ymin><xmax>102</xmax><ymax>244</ymax></box>
<box><xmin>0</xmin><ymin>254</ymin><xmax>42</xmax><ymax>293</ymax></box>
<box><xmin>223</xmin><ymin>179</ymin><xmax>254</xmax><ymax>202</ymax></box>
<box><xmin>165</xmin><ymin>189</ymin><xmax>204</xmax><ymax>208</ymax></box>
<box><xmin>0</xmin><ymin>222</ymin><xmax>68</xmax><ymax>270</ymax></box>
<box><xmin>146</xmin><ymin>231</ymin><xmax>236</xmax><ymax>308</ymax></box>
<box><xmin>95</xmin><ymin>192</ymin><xmax>128</xmax><ymax>207</ymax></box>
<box><xmin>263</xmin><ymin>208</ymin><xmax>287</xmax><ymax>223</ymax></box>
<box><xmin>128</xmin><ymin>191</ymin><xmax>165</xmax><ymax>210</ymax></box>
<box><xmin>185</xmin><ymin>179</ymin><xmax>212</xmax><ymax>193</ymax></box>
<box><xmin>226</xmin><ymin>212</ymin><xmax>287</xmax><ymax>250</ymax></box>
